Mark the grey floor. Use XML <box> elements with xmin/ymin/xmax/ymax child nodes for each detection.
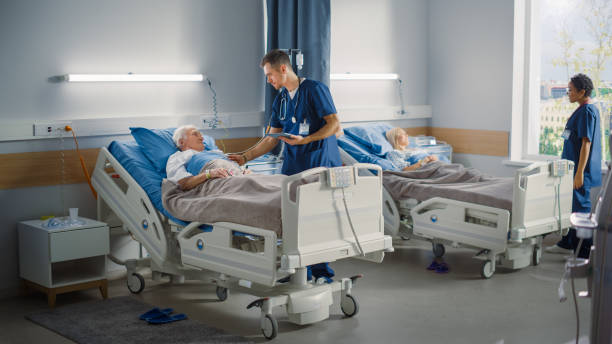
<box><xmin>1</xmin><ymin>234</ymin><xmax>591</xmax><ymax>344</ymax></box>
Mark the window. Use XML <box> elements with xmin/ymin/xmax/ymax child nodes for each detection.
<box><xmin>512</xmin><ymin>0</ymin><xmax>612</xmax><ymax>162</ymax></box>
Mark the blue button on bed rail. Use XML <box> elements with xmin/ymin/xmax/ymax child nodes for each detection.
<box><xmin>142</xmin><ymin>220</ymin><xmax>148</xmax><ymax>229</ymax></box>
<box><xmin>430</xmin><ymin>215</ymin><xmax>438</xmax><ymax>223</ymax></box>
<box><xmin>197</xmin><ymin>239</ymin><xmax>204</xmax><ymax>250</ymax></box>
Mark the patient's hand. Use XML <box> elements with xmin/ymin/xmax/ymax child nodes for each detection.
<box><xmin>425</xmin><ymin>155</ymin><xmax>438</xmax><ymax>163</ymax></box>
<box><xmin>209</xmin><ymin>168</ymin><xmax>230</xmax><ymax>179</ymax></box>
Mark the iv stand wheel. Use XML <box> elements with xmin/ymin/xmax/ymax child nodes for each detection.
<box><xmin>532</xmin><ymin>245</ymin><xmax>542</xmax><ymax>266</ymax></box>
<box><xmin>432</xmin><ymin>243</ymin><xmax>445</xmax><ymax>258</ymax></box>
<box><xmin>341</xmin><ymin>294</ymin><xmax>359</xmax><ymax>317</ymax></box>
<box><xmin>215</xmin><ymin>286</ymin><xmax>228</xmax><ymax>301</ymax></box>
<box><xmin>127</xmin><ymin>272</ymin><xmax>145</xmax><ymax>294</ymax></box>
<box><xmin>261</xmin><ymin>314</ymin><xmax>278</xmax><ymax>340</ymax></box>
<box><xmin>480</xmin><ymin>260</ymin><xmax>494</xmax><ymax>279</ymax></box>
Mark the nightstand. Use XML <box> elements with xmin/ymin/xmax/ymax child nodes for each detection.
<box><xmin>18</xmin><ymin>217</ymin><xmax>109</xmax><ymax>307</ymax></box>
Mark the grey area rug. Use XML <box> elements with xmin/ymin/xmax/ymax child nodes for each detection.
<box><xmin>26</xmin><ymin>296</ymin><xmax>253</xmax><ymax>344</ymax></box>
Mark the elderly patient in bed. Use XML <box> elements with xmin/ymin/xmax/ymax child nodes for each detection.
<box><xmin>166</xmin><ymin>124</ymin><xmax>250</xmax><ymax>190</ymax></box>
<box><xmin>385</xmin><ymin>127</ymin><xmax>440</xmax><ymax>171</ymax></box>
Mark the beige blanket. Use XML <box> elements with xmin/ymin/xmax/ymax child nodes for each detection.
<box><xmin>383</xmin><ymin>161</ymin><xmax>514</xmax><ymax>211</ymax></box>
<box><xmin>162</xmin><ymin>159</ymin><xmax>286</xmax><ymax>235</ymax></box>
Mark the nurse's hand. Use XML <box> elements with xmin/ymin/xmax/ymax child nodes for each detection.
<box><xmin>279</xmin><ymin>134</ymin><xmax>308</xmax><ymax>145</ymax></box>
<box><xmin>227</xmin><ymin>154</ymin><xmax>246</xmax><ymax>165</ymax></box>
<box><xmin>574</xmin><ymin>171</ymin><xmax>584</xmax><ymax>189</ymax></box>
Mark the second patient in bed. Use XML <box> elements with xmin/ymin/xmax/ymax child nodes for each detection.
<box><xmin>166</xmin><ymin>125</ymin><xmax>249</xmax><ymax>191</ymax></box>
<box><xmin>385</xmin><ymin>127</ymin><xmax>438</xmax><ymax>171</ymax></box>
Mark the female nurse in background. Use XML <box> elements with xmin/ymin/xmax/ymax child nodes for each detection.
<box><xmin>545</xmin><ymin>73</ymin><xmax>602</xmax><ymax>259</ymax></box>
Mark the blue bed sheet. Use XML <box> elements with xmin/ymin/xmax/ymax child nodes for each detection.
<box><xmin>108</xmin><ymin>140</ymin><xmax>211</xmax><ymax>230</ymax></box>
<box><xmin>337</xmin><ymin>135</ymin><xmax>398</xmax><ymax>171</ymax></box>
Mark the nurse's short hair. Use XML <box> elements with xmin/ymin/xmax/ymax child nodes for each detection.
<box><xmin>261</xmin><ymin>49</ymin><xmax>292</xmax><ymax>70</ymax></box>
<box><xmin>173</xmin><ymin>125</ymin><xmax>197</xmax><ymax>147</ymax></box>
<box><xmin>570</xmin><ymin>73</ymin><xmax>594</xmax><ymax>97</ymax></box>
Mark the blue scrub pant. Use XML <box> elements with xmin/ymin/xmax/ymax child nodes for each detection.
<box><xmin>557</xmin><ymin>186</ymin><xmax>592</xmax><ymax>258</ymax></box>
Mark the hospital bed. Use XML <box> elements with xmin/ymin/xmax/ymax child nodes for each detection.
<box><xmin>91</xmin><ymin>138</ymin><xmax>392</xmax><ymax>339</ymax></box>
<box><xmin>338</xmin><ymin>123</ymin><xmax>573</xmax><ymax>278</ymax></box>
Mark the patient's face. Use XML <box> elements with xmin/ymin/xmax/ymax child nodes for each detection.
<box><xmin>397</xmin><ymin>132</ymin><xmax>409</xmax><ymax>149</ymax></box>
<box><xmin>181</xmin><ymin>128</ymin><xmax>205</xmax><ymax>152</ymax></box>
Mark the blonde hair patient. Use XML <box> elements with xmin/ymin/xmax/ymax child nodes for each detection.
<box><xmin>386</xmin><ymin>127</ymin><xmax>409</xmax><ymax>151</ymax></box>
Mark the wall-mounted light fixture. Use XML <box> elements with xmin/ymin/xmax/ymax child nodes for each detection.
<box><xmin>63</xmin><ymin>74</ymin><xmax>205</xmax><ymax>82</ymax></box>
<box><xmin>330</xmin><ymin>73</ymin><xmax>399</xmax><ymax>80</ymax></box>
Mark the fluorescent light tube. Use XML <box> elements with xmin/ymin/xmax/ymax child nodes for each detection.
<box><xmin>64</xmin><ymin>74</ymin><xmax>205</xmax><ymax>82</ymax></box>
<box><xmin>330</xmin><ymin>73</ymin><xmax>399</xmax><ymax>80</ymax></box>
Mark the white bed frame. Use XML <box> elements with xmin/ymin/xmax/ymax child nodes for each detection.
<box><xmin>92</xmin><ymin>147</ymin><xmax>392</xmax><ymax>339</ymax></box>
<box><xmin>339</xmin><ymin>148</ymin><xmax>573</xmax><ymax>278</ymax></box>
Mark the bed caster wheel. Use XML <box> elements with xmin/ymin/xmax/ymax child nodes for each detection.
<box><xmin>480</xmin><ymin>260</ymin><xmax>494</xmax><ymax>279</ymax></box>
<box><xmin>215</xmin><ymin>286</ymin><xmax>228</xmax><ymax>301</ymax></box>
<box><xmin>127</xmin><ymin>273</ymin><xmax>145</xmax><ymax>294</ymax></box>
<box><xmin>261</xmin><ymin>314</ymin><xmax>278</xmax><ymax>340</ymax></box>
<box><xmin>533</xmin><ymin>245</ymin><xmax>542</xmax><ymax>266</ymax></box>
<box><xmin>341</xmin><ymin>294</ymin><xmax>359</xmax><ymax>317</ymax></box>
<box><xmin>432</xmin><ymin>243</ymin><xmax>445</xmax><ymax>258</ymax></box>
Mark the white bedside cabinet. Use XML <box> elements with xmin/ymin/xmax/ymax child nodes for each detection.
<box><xmin>18</xmin><ymin>217</ymin><xmax>109</xmax><ymax>307</ymax></box>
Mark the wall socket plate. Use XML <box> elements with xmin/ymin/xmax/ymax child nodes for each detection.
<box><xmin>201</xmin><ymin>114</ymin><xmax>230</xmax><ymax>129</ymax></box>
<box><xmin>33</xmin><ymin>122</ymin><xmax>72</xmax><ymax>137</ymax></box>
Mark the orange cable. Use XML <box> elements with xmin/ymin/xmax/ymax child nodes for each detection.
<box><xmin>66</xmin><ymin>126</ymin><xmax>97</xmax><ymax>199</ymax></box>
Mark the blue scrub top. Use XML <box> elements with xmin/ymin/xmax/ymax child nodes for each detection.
<box><xmin>270</xmin><ymin>79</ymin><xmax>342</xmax><ymax>175</ymax></box>
<box><xmin>561</xmin><ymin>103</ymin><xmax>602</xmax><ymax>188</ymax></box>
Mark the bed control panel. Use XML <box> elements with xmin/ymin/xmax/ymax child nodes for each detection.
<box><xmin>550</xmin><ymin>160</ymin><xmax>569</xmax><ymax>177</ymax></box>
<box><xmin>327</xmin><ymin>166</ymin><xmax>355</xmax><ymax>188</ymax></box>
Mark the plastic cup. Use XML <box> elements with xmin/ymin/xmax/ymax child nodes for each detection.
<box><xmin>69</xmin><ymin>208</ymin><xmax>78</xmax><ymax>220</ymax></box>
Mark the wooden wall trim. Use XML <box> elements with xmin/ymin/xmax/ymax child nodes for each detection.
<box><xmin>0</xmin><ymin>130</ymin><xmax>508</xmax><ymax>190</ymax></box>
<box><xmin>428</xmin><ymin>127</ymin><xmax>509</xmax><ymax>157</ymax></box>
<box><xmin>0</xmin><ymin>148</ymin><xmax>100</xmax><ymax>190</ymax></box>
<box><xmin>0</xmin><ymin>137</ymin><xmax>263</xmax><ymax>190</ymax></box>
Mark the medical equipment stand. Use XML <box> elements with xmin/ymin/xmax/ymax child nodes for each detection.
<box><xmin>565</xmin><ymin>137</ymin><xmax>612</xmax><ymax>343</ymax></box>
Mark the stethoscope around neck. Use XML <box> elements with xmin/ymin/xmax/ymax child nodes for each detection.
<box><xmin>278</xmin><ymin>86</ymin><xmax>300</xmax><ymax>121</ymax></box>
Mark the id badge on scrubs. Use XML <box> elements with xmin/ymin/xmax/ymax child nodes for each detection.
<box><xmin>561</xmin><ymin>129</ymin><xmax>571</xmax><ymax>140</ymax></box>
<box><xmin>299</xmin><ymin>121</ymin><xmax>310</xmax><ymax>136</ymax></box>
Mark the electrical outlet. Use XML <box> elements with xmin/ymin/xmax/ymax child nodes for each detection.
<box><xmin>201</xmin><ymin>115</ymin><xmax>230</xmax><ymax>129</ymax></box>
<box><xmin>33</xmin><ymin>122</ymin><xmax>72</xmax><ymax>137</ymax></box>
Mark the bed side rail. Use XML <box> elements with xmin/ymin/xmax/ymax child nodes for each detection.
<box><xmin>280</xmin><ymin>164</ymin><xmax>392</xmax><ymax>269</ymax></box>
<box><xmin>411</xmin><ymin>197</ymin><xmax>510</xmax><ymax>253</ymax></box>
<box><xmin>511</xmin><ymin>160</ymin><xmax>574</xmax><ymax>239</ymax></box>
<box><xmin>91</xmin><ymin>147</ymin><xmax>168</xmax><ymax>265</ymax></box>
<box><xmin>177</xmin><ymin>221</ymin><xmax>278</xmax><ymax>286</ymax></box>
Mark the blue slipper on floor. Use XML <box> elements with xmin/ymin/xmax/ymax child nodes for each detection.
<box><xmin>435</xmin><ymin>262</ymin><xmax>449</xmax><ymax>274</ymax></box>
<box><xmin>147</xmin><ymin>313</ymin><xmax>187</xmax><ymax>324</ymax></box>
<box><xmin>426</xmin><ymin>261</ymin><xmax>440</xmax><ymax>270</ymax></box>
<box><xmin>139</xmin><ymin>307</ymin><xmax>174</xmax><ymax>321</ymax></box>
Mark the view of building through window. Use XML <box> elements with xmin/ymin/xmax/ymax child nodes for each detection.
<box><xmin>539</xmin><ymin>0</ymin><xmax>612</xmax><ymax>161</ymax></box>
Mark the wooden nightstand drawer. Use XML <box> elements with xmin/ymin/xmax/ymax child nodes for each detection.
<box><xmin>49</xmin><ymin>226</ymin><xmax>109</xmax><ymax>262</ymax></box>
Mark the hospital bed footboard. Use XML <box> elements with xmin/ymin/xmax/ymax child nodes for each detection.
<box><xmin>176</xmin><ymin>164</ymin><xmax>393</xmax><ymax>286</ymax></box>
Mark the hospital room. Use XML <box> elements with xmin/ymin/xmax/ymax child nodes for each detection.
<box><xmin>2</xmin><ymin>0</ymin><xmax>612</xmax><ymax>343</ymax></box>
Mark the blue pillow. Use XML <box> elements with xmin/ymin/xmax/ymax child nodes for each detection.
<box><xmin>185</xmin><ymin>150</ymin><xmax>228</xmax><ymax>176</ymax></box>
<box><xmin>130</xmin><ymin>127</ymin><xmax>220</xmax><ymax>172</ymax></box>
<box><xmin>337</xmin><ymin>135</ymin><xmax>397</xmax><ymax>171</ymax></box>
<box><xmin>343</xmin><ymin>123</ymin><xmax>394</xmax><ymax>156</ymax></box>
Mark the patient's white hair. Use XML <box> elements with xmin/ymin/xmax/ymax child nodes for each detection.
<box><xmin>173</xmin><ymin>125</ymin><xmax>198</xmax><ymax>147</ymax></box>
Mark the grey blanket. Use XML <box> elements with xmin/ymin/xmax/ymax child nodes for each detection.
<box><xmin>382</xmin><ymin>161</ymin><xmax>514</xmax><ymax>210</ymax></box>
<box><xmin>162</xmin><ymin>160</ymin><xmax>286</xmax><ymax>236</ymax></box>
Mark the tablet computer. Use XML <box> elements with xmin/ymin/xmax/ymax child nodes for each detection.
<box><xmin>267</xmin><ymin>133</ymin><xmax>294</xmax><ymax>139</ymax></box>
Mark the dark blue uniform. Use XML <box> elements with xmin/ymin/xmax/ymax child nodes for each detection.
<box><xmin>270</xmin><ymin>79</ymin><xmax>342</xmax><ymax>175</ymax></box>
<box><xmin>558</xmin><ymin>103</ymin><xmax>602</xmax><ymax>257</ymax></box>
<box><xmin>270</xmin><ymin>79</ymin><xmax>340</xmax><ymax>282</ymax></box>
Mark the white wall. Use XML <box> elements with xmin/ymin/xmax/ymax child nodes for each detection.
<box><xmin>0</xmin><ymin>0</ymin><xmax>264</xmax><ymax>296</ymax></box>
<box><xmin>428</xmin><ymin>0</ymin><xmax>517</xmax><ymax>176</ymax></box>
<box><xmin>331</xmin><ymin>0</ymin><xmax>430</xmax><ymax>129</ymax></box>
